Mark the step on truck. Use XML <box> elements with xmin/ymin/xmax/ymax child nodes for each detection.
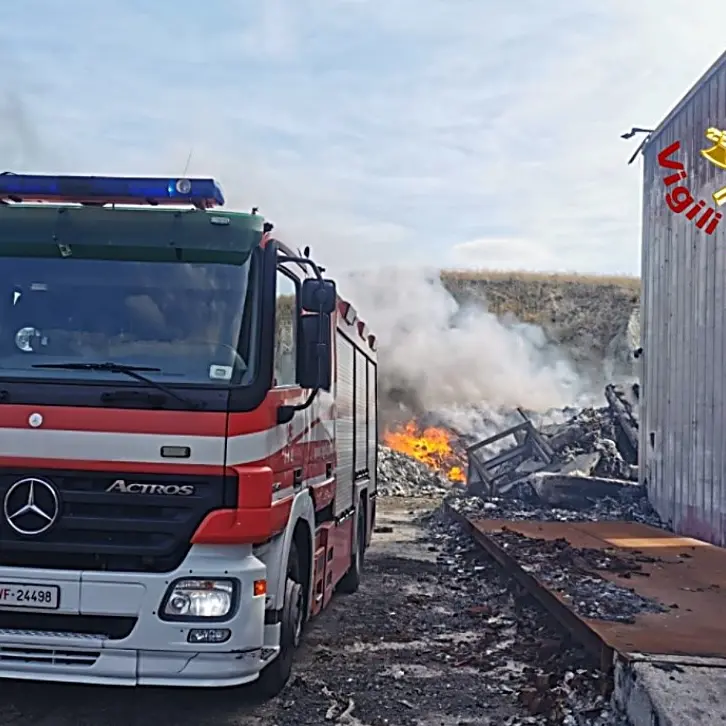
<box><xmin>0</xmin><ymin>174</ymin><xmax>378</xmax><ymax>693</ymax></box>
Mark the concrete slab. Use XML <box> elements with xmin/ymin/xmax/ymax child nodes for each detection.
<box><xmin>614</xmin><ymin>655</ymin><xmax>726</xmax><ymax>726</ymax></box>
<box><xmin>528</xmin><ymin>471</ymin><xmax>644</xmax><ymax>507</ymax></box>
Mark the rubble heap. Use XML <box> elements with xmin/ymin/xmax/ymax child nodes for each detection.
<box><xmin>377</xmin><ymin>446</ymin><xmax>454</xmax><ymax>497</ymax></box>
<box><xmin>466</xmin><ymin>383</ymin><xmax>646</xmax><ymax>511</ymax></box>
<box><xmin>538</xmin><ymin>383</ymin><xmax>639</xmax><ymax>479</ymax></box>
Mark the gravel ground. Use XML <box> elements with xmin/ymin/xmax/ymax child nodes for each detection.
<box><xmin>0</xmin><ymin>497</ymin><xmax>627</xmax><ymax>726</ymax></box>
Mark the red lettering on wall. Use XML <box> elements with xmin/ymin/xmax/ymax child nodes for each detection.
<box><xmin>658</xmin><ymin>141</ymin><xmax>721</xmax><ymax>236</ymax></box>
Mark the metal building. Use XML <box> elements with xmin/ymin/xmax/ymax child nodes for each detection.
<box><xmin>641</xmin><ymin>50</ymin><xmax>726</xmax><ymax>545</ymax></box>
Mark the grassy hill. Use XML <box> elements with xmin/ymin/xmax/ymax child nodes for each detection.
<box><xmin>440</xmin><ymin>270</ymin><xmax>641</xmax><ymax>367</ymax></box>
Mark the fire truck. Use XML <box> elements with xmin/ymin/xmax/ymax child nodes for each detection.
<box><xmin>0</xmin><ymin>174</ymin><xmax>378</xmax><ymax>695</ymax></box>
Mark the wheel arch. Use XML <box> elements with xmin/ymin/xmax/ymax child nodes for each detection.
<box><xmin>366</xmin><ymin>496</ymin><xmax>376</xmax><ymax>548</ymax></box>
<box><xmin>271</xmin><ymin>492</ymin><xmax>315</xmax><ymax>614</ymax></box>
<box><xmin>353</xmin><ymin>483</ymin><xmax>370</xmax><ymax>551</ymax></box>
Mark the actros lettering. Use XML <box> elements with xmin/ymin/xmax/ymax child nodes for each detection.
<box><xmin>657</xmin><ymin>141</ymin><xmax>722</xmax><ymax>235</ymax></box>
<box><xmin>106</xmin><ymin>480</ymin><xmax>195</xmax><ymax>496</ymax></box>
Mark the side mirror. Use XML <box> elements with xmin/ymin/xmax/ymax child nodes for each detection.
<box><xmin>297</xmin><ymin>313</ymin><xmax>332</xmax><ymax>390</ymax></box>
<box><xmin>301</xmin><ymin>278</ymin><xmax>336</xmax><ymax>314</ymax></box>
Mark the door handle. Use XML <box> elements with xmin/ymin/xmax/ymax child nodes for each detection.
<box><xmin>293</xmin><ymin>469</ymin><xmax>303</xmax><ymax>488</ymax></box>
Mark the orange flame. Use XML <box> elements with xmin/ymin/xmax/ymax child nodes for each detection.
<box><xmin>383</xmin><ymin>422</ymin><xmax>465</xmax><ymax>483</ymax></box>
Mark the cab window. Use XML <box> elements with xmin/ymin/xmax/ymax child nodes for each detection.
<box><xmin>274</xmin><ymin>268</ymin><xmax>298</xmax><ymax>387</ymax></box>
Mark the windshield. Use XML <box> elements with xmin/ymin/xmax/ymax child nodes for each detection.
<box><xmin>0</xmin><ymin>255</ymin><xmax>256</xmax><ymax>385</ymax></box>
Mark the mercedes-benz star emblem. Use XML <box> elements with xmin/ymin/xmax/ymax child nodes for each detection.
<box><xmin>3</xmin><ymin>478</ymin><xmax>60</xmax><ymax>536</ymax></box>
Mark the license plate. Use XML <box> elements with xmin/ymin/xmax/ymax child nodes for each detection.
<box><xmin>0</xmin><ymin>583</ymin><xmax>60</xmax><ymax>610</ymax></box>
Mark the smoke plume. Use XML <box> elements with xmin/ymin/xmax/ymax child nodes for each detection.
<box><xmin>0</xmin><ymin>92</ymin><xmax>49</xmax><ymax>170</ymax></box>
<box><xmin>341</xmin><ymin>267</ymin><xmax>599</xmax><ymax>438</ymax></box>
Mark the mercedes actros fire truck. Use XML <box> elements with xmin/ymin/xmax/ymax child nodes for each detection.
<box><xmin>0</xmin><ymin>174</ymin><xmax>378</xmax><ymax>694</ymax></box>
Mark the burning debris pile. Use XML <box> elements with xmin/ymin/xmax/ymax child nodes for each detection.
<box><xmin>377</xmin><ymin>420</ymin><xmax>467</xmax><ymax>497</ymax></box>
<box><xmin>376</xmin><ymin>383</ymin><xmax>664</xmax><ymax>551</ymax></box>
<box><xmin>438</xmin><ymin>383</ymin><xmax>668</xmax><ymax>630</ymax></box>
<box><xmin>377</xmin><ymin>447</ymin><xmax>455</xmax><ymax>497</ymax></box>
<box><xmin>377</xmin><ymin>383</ymin><xmax>648</xmax><ymax>514</ymax></box>
<box><xmin>384</xmin><ymin>421</ymin><xmax>466</xmax><ymax>483</ymax></box>
<box><xmin>445</xmin><ymin>382</ymin><xmax>661</xmax><ymax>526</ymax></box>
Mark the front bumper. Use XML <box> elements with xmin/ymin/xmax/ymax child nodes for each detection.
<box><xmin>0</xmin><ymin>544</ymin><xmax>277</xmax><ymax>687</ymax></box>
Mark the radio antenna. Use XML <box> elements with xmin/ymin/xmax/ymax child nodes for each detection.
<box><xmin>182</xmin><ymin>147</ymin><xmax>194</xmax><ymax>177</ymax></box>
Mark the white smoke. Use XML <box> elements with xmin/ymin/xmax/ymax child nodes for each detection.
<box><xmin>341</xmin><ymin>267</ymin><xmax>600</xmax><ymax>438</ymax></box>
<box><xmin>0</xmin><ymin>91</ymin><xmax>55</xmax><ymax>171</ymax></box>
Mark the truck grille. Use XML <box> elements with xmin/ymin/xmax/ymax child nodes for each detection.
<box><xmin>0</xmin><ymin>645</ymin><xmax>100</xmax><ymax>667</ymax></box>
<box><xmin>0</xmin><ymin>612</ymin><xmax>136</xmax><ymax>639</ymax></box>
<box><xmin>0</xmin><ymin>469</ymin><xmax>233</xmax><ymax>573</ymax></box>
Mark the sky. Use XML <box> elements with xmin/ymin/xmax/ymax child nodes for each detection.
<box><xmin>1</xmin><ymin>2</ymin><xmax>726</xmax><ymax>277</ymax></box>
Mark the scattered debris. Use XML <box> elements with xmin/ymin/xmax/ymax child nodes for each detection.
<box><xmin>487</xmin><ymin>528</ymin><xmax>669</xmax><ymax>623</ymax></box>
<box><xmin>425</xmin><ymin>509</ymin><xmax>629</xmax><ymax>725</ymax></box>
<box><xmin>447</xmin><ymin>486</ymin><xmax>662</xmax><ymax>529</ymax></box>
<box><xmin>369</xmin><ymin>383</ymin><xmax>665</xmax><ymax>722</ymax></box>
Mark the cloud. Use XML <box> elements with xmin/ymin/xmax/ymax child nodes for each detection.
<box><xmin>1</xmin><ymin>1</ymin><xmax>726</xmax><ymax>275</ymax></box>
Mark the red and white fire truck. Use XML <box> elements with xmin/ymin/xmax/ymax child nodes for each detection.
<box><xmin>0</xmin><ymin>174</ymin><xmax>378</xmax><ymax>694</ymax></box>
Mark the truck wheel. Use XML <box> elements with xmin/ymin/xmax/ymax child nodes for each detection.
<box><xmin>257</xmin><ymin>544</ymin><xmax>304</xmax><ymax>698</ymax></box>
<box><xmin>337</xmin><ymin>507</ymin><xmax>365</xmax><ymax>595</ymax></box>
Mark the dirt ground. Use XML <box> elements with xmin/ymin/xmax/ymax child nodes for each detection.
<box><xmin>0</xmin><ymin>497</ymin><xmax>616</xmax><ymax>726</ymax></box>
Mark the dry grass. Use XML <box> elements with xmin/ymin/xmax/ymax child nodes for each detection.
<box><xmin>441</xmin><ymin>269</ymin><xmax>640</xmax><ymax>290</ymax></box>
<box><xmin>439</xmin><ymin>269</ymin><xmax>641</xmax><ymax>363</ymax></box>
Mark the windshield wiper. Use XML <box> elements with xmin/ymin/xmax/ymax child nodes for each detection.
<box><xmin>31</xmin><ymin>362</ymin><xmax>202</xmax><ymax>410</ymax></box>
<box><xmin>100</xmin><ymin>389</ymin><xmax>168</xmax><ymax>408</ymax></box>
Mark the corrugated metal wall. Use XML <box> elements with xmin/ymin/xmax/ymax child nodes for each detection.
<box><xmin>641</xmin><ymin>54</ymin><xmax>726</xmax><ymax>545</ymax></box>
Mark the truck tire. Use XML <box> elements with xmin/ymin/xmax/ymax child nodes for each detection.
<box><xmin>337</xmin><ymin>507</ymin><xmax>365</xmax><ymax>595</ymax></box>
<box><xmin>257</xmin><ymin>544</ymin><xmax>304</xmax><ymax>698</ymax></box>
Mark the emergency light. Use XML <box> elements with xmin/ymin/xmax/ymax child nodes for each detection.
<box><xmin>0</xmin><ymin>174</ymin><xmax>225</xmax><ymax>209</ymax></box>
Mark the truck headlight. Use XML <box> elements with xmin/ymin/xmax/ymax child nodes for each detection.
<box><xmin>161</xmin><ymin>579</ymin><xmax>236</xmax><ymax>620</ymax></box>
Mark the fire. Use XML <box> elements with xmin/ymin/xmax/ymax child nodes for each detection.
<box><xmin>383</xmin><ymin>421</ymin><xmax>466</xmax><ymax>483</ymax></box>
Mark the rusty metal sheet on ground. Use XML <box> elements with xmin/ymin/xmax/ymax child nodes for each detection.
<box><xmin>470</xmin><ymin>519</ymin><xmax>726</xmax><ymax>659</ymax></box>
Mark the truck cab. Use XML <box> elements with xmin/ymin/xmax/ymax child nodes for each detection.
<box><xmin>0</xmin><ymin>174</ymin><xmax>378</xmax><ymax>693</ymax></box>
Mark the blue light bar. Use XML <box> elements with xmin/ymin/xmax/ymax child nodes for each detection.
<box><xmin>0</xmin><ymin>174</ymin><xmax>225</xmax><ymax>208</ymax></box>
